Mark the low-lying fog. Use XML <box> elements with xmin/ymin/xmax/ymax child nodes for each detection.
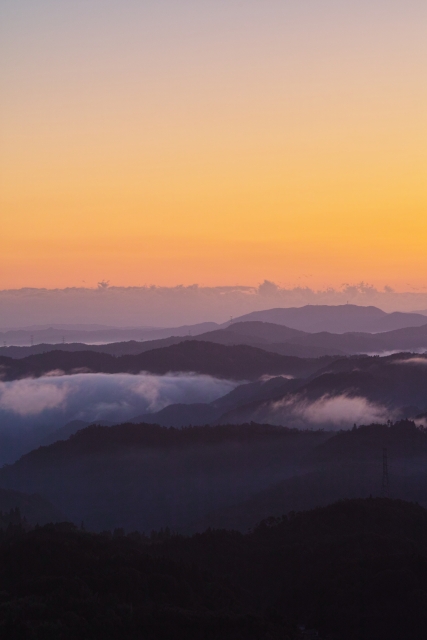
<box><xmin>0</xmin><ymin>372</ymin><xmax>237</xmax><ymax>425</ymax></box>
<box><xmin>0</xmin><ymin>368</ymin><xmax>409</xmax><ymax>465</ymax></box>
<box><xmin>256</xmin><ymin>394</ymin><xmax>394</xmax><ymax>429</ymax></box>
<box><xmin>0</xmin><ymin>373</ymin><xmax>238</xmax><ymax>463</ymax></box>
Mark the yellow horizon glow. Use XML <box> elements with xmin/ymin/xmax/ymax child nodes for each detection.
<box><xmin>1</xmin><ymin>1</ymin><xmax>426</xmax><ymax>290</ymax></box>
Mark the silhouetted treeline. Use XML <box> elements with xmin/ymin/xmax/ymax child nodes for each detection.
<box><xmin>17</xmin><ymin>421</ymin><xmax>310</xmax><ymax>459</ymax></box>
<box><xmin>1</xmin><ymin>499</ymin><xmax>426</xmax><ymax>639</ymax></box>
<box><xmin>0</xmin><ymin>521</ymin><xmax>298</xmax><ymax>640</ymax></box>
<box><xmin>313</xmin><ymin>420</ymin><xmax>427</xmax><ymax>462</ymax></box>
<box><xmin>0</xmin><ymin>507</ymin><xmax>29</xmax><ymax>538</ymax></box>
<box><xmin>152</xmin><ymin>498</ymin><xmax>427</xmax><ymax>640</ymax></box>
<box><xmin>0</xmin><ymin>486</ymin><xmax>63</xmax><ymax>526</ymax></box>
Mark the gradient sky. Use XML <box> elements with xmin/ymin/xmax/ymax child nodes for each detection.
<box><xmin>1</xmin><ymin>1</ymin><xmax>426</xmax><ymax>290</ymax></box>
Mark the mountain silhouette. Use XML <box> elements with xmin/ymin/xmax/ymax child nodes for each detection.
<box><xmin>4</xmin><ymin>317</ymin><xmax>427</xmax><ymax>360</ymax></box>
<box><xmin>0</xmin><ymin>341</ymin><xmax>331</xmax><ymax>381</ymax></box>
<box><xmin>229</xmin><ymin>304</ymin><xmax>427</xmax><ymax>333</ymax></box>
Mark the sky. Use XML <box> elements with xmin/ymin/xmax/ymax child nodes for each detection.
<box><xmin>1</xmin><ymin>0</ymin><xmax>426</xmax><ymax>291</ymax></box>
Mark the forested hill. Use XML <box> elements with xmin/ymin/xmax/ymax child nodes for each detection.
<box><xmin>312</xmin><ymin>420</ymin><xmax>427</xmax><ymax>462</ymax></box>
<box><xmin>1</xmin><ymin>498</ymin><xmax>426</xmax><ymax>639</ymax></box>
<box><xmin>1</xmin><ymin>422</ymin><xmax>319</xmax><ymax>465</ymax></box>
<box><xmin>0</xmin><ymin>422</ymin><xmax>330</xmax><ymax>533</ymax></box>
<box><xmin>0</xmin><ymin>341</ymin><xmax>332</xmax><ymax>380</ymax></box>
<box><xmin>5</xmin><ymin>421</ymin><xmax>427</xmax><ymax>535</ymax></box>
<box><xmin>0</xmin><ymin>487</ymin><xmax>64</xmax><ymax>526</ymax></box>
<box><xmin>153</xmin><ymin>498</ymin><xmax>427</xmax><ymax>640</ymax></box>
<box><xmin>0</xmin><ymin>521</ymin><xmax>296</xmax><ymax>640</ymax></box>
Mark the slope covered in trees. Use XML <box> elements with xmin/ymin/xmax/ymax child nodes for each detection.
<box><xmin>0</xmin><ymin>423</ymin><xmax>328</xmax><ymax>532</ymax></box>
<box><xmin>0</xmin><ymin>498</ymin><xmax>426</xmax><ymax>639</ymax></box>
<box><xmin>154</xmin><ymin>498</ymin><xmax>427</xmax><ymax>640</ymax></box>
<box><xmin>2</xmin><ymin>421</ymin><xmax>427</xmax><ymax>534</ymax></box>
<box><xmin>0</xmin><ymin>521</ymin><xmax>294</xmax><ymax>640</ymax></box>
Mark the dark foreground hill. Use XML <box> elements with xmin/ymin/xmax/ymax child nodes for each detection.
<box><xmin>1</xmin><ymin>499</ymin><xmax>426</xmax><ymax>640</ymax></box>
<box><xmin>155</xmin><ymin>498</ymin><xmax>427</xmax><ymax>640</ymax></box>
<box><xmin>0</xmin><ymin>521</ymin><xmax>294</xmax><ymax>640</ymax></box>
<box><xmin>0</xmin><ymin>341</ymin><xmax>331</xmax><ymax>381</ymax></box>
<box><xmin>0</xmin><ymin>487</ymin><xmax>64</xmax><ymax>525</ymax></box>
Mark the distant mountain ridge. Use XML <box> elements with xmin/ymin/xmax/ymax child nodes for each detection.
<box><xmin>0</xmin><ymin>321</ymin><xmax>219</xmax><ymax>347</ymax></box>
<box><xmin>2</xmin><ymin>305</ymin><xmax>427</xmax><ymax>352</ymax></box>
<box><xmin>3</xmin><ymin>307</ymin><xmax>427</xmax><ymax>360</ymax></box>
<box><xmin>229</xmin><ymin>304</ymin><xmax>427</xmax><ymax>333</ymax></box>
<box><xmin>219</xmin><ymin>353</ymin><xmax>427</xmax><ymax>426</ymax></box>
<box><xmin>2</xmin><ymin>320</ymin><xmax>427</xmax><ymax>361</ymax></box>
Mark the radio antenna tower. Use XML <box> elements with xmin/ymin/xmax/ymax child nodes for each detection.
<box><xmin>382</xmin><ymin>447</ymin><xmax>390</xmax><ymax>498</ymax></box>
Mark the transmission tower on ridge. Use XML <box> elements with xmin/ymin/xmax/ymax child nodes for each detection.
<box><xmin>382</xmin><ymin>447</ymin><xmax>390</xmax><ymax>498</ymax></box>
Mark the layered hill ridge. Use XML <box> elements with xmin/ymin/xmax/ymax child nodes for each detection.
<box><xmin>0</xmin><ymin>321</ymin><xmax>219</xmax><ymax>348</ymax></box>
<box><xmin>2</xmin><ymin>420</ymin><xmax>427</xmax><ymax>535</ymax></box>
<box><xmin>2</xmin><ymin>305</ymin><xmax>427</xmax><ymax>352</ymax></box>
<box><xmin>0</xmin><ymin>422</ymin><xmax>329</xmax><ymax>532</ymax></box>
<box><xmin>131</xmin><ymin>352</ymin><xmax>427</xmax><ymax>429</ymax></box>
<box><xmin>191</xmin><ymin>420</ymin><xmax>427</xmax><ymax>531</ymax></box>
<box><xmin>3</xmin><ymin>316</ymin><xmax>427</xmax><ymax>360</ymax></box>
<box><xmin>219</xmin><ymin>353</ymin><xmax>427</xmax><ymax>426</ymax></box>
<box><xmin>231</xmin><ymin>304</ymin><xmax>427</xmax><ymax>333</ymax></box>
<box><xmin>0</xmin><ymin>340</ymin><xmax>332</xmax><ymax>381</ymax></box>
<box><xmin>196</xmin><ymin>320</ymin><xmax>427</xmax><ymax>355</ymax></box>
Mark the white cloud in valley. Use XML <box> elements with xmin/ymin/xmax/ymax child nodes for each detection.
<box><xmin>0</xmin><ymin>372</ymin><xmax>237</xmax><ymax>425</ymax></box>
<box><xmin>258</xmin><ymin>393</ymin><xmax>395</xmax><ymax>430</ymax></box>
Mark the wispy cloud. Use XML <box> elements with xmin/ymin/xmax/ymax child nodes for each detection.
<box><xmin>254</xmin><ymin>393</ymin><xmax>395</xmax><ymax>430</ymax></box>
<box><xmin>0</xmin><ymin>372</ymin><xmax>237</xmax><ymax>426</ymax></box>
<box><xmin>0</xmin><ymin>378</ymin><xmax>69</xmax><ymax>416</ymax></box>
<box><xmin>1</xmin><ymin>282</ymin><xmax>427</xmax><ymax>328</ymax></box>
<box><xmin>394</xmin><ymin>357</ymin><xmax>427</xmax><ymax>366</ymax></box>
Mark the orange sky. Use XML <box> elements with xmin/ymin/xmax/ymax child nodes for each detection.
<box><xmin>1</xmin><ymin>1</ymin><xmax>426</xmax><ymax>290</ymax></box>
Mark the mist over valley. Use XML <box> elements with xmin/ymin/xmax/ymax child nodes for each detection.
<box><xmin>1</xmin><ymin>306</ymin><xmax>427</xmax><ymax>468</ymax></box>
